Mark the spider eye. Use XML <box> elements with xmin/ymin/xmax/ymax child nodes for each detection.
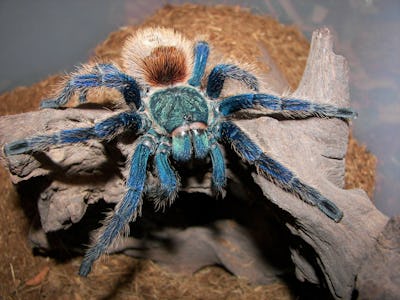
<box><xmin>141</xmin><ymin>46</ymin><xmax>188</xmax><ymax>86</ymax></box>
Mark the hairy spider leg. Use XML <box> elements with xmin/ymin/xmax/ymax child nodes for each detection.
<box><xmin>154</xmin><ymin>142</ymin><xmax>179</xmax><ymax>200</ymax></box>
<box><xmin>79</xmin><ymin>137</ymin><xmax>154</xmax><ymax>276</ymax></box>
<box><xmin>4</xmin><ymin>111</ymin><xmax>144</xmax><ymax>156</ymax></box>
<box><xmin>187</xmin><ymin>42</ymin><xmax>260</xmax><ymax>98</ymax></box>
<box><xmin>219</xmin><ymin>121</ymin><xmax>343</xmax><ymax>222</ymax></box>
<box><xmin>219</xmin><ymin>93</ymin><xmax>357</xmax><ymax>119</ymax></box>
<box><xmin>40</xmin><ymin>63</ymin><xmax>142</xmax><ymax>109</ymax></box>
<box><xmin>206</xmin><ymin>64</ymin><xmax>259</xmax><ymax>99</ymax></box>
<box><xmin>209</xmin><ymin>137</ymin><xmax>226</xmax><ymax>192</ymax></box>
<box><xmin>192</xmin><ymin>129</ymin><xmax>209</xmax><ymax>159</ymax></box>
<box><xmin>188</xmin><ymin>41</ymin><xmax>210</xmax><ymax>87</ymax></box>
<box><xmin>171</xmin><ymin>131</ymin><xmax>192</xmax><ymax>161</ymax></box>
<box><xmin>79</xmin><ymin>89</ymin><xmax>89</xmax><ymax>104</ymax></box>
<box><xmin>170</xmin><ymin>126</ymin><xmax>211</xmax><ymax>161</ymax></box>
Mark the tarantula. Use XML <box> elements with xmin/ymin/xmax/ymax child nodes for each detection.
<box><xmin>3</xmin><ymin>28</ymin><xmax>356</xmax><ymax>276</ymax></box>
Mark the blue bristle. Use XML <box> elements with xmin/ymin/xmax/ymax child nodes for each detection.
<box><xmin>193</xmin><ymin>130</ymin><xmax>209</xmax><ymax>159</ymax></box>
<box><xmin>219</xmin><ymin>93</ymin><xmax>357</xmax><ymax>119</ymax></box>
<box><xmin>210</xmin><ymin>141</ymin><xmax>226</xmax><ymax>191</ymax></box>
<box><xmin>188</xmin><ymin>41</ymin><xmax>209</xmax><ymax>87</ymax></box>
<box><xmin>79</xmin><ymin>141</ymin><xmax>152</xmax><ymax>276</ymax></box>
<box><xmin>206</xmin><ymin>64</ymin><xmax>259</xmax><ymax>99</ymax></box>
<box><xmin>3</xmin><ymin>112</ymin><xmax>144</xmax><ymax>156</ymax></box>
<box><xmin>155</xmin><ymin>146</ymin><xmax>178</xmax><ymax>198</ymax></box>
<box><xmin>219</xmin><ymin>121</ymin><xmax>343</xmax><ymax>222</ymax></box>
<box><xmin>40</xmin><ymin>63</ymin><xmax>141</xmax><ymax>109</ymax></box>
<box><xmin>172</xmin><ymin>133</ymin><xmax>192</xmax><ymax>162</ymax></box>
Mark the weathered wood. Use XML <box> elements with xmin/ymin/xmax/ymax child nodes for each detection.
<box><xmin>241</xmin><ymin>28</ymin><xmax>390</xmax><ymax>299</ymax></box>
<box><xmin>355</xmin><ymin>216</ymin><xmax>400</xmax><ymax>300</ymax></box>
<box><xmin>0</xmin><ymin>28</ymin><xmax>396</xmax><ymax>299</ymax></box>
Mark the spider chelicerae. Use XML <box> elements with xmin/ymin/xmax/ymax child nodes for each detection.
<box><xmin>3</xmin><ymin>27</ymin><xmax>356</xmax><ymax>276</ymax></box>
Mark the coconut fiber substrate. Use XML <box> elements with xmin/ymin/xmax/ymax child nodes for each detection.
<box><xmin>0</xmin><ymin>4</ymin><xmax>376</xmax><ymax>300</ymax></box>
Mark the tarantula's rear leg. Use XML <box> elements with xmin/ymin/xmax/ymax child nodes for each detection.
<box><xmin>219</xmin><ymin>121</ymin><xmax>343</xmax><ymax>222</ymax></box>
<box><xmin>4</xmin><ymin>111</ymin><xmax>145</xmax><ymax>156</ymax></box>
<box><xmin>219</xmin><ymin>93</ymin><xmax>357</xmax><ymax>119</ymax></box>
<box><xmin>79</xmin><ymin>137</ymin><xmax>154</xmax><ymax>276</ymax></box>
<box><xmin>40</xmin><ymin>63</ymin><xmax>142</xmax><ymax>109</ymax></box>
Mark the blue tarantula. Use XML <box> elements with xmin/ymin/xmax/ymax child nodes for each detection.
<box><xmin>3</xmin><ymin>28</ymin><xmax>356</xmax><ymax>276</ymax></box>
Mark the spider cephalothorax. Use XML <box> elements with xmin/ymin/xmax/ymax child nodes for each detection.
<box><xmin>3</xmin><ymin>27</ymin><xmax>357</xmax><ymax>276</ymax></box>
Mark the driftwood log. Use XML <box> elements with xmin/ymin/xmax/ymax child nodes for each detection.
<box><xmin>0</xmin><ymin>27</ymin><xmax>398</xmax><ymax>300</ymax></box>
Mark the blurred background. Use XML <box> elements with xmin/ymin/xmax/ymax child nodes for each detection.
<box><xmin>0</xmin><ymin>0</ymin><xmax>399</xmax><ymax>216</ymax></box>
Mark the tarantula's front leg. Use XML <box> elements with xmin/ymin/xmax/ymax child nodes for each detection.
<box><xmin>187</xmin><ymin>42</ymin><xmax>258</xmax><ymax>98</ymax></box>
<box><xmin>79</xmin><ymin>136</ymin><xmax>155</xmax><ymax>276</ymax></box>
<box><xmin>40</xmin><ymin>63</ymin><xmax>142</xmax><ymax>109</ymax></box>
<box><xmin>219</xmin><ymin>121</ymin><xmax>343</xmax><ymax>222</ymax></box>
<box><xmin>209</xmin><ymin>137</ymin><xmax>226</xmax><ymax>192</ymax></box>
<box><xmin>154</xmin><ymin>142</ymin><xmax>179</xmax><ymax>201</ymax></box>
<box><xmin>188</xmin><ymin>41</ymin><xmax>210</xmax><ymax>87</ymax></box>
<box><xmin>206</xmin><ymin>64</ymin><xmax>259</xmax><ymax>99</ymax></box>
<box><xmin>219</xmin><ymin>93</ymin><xmax>357</xmax><ymax>119</ymax></box>
<box><xmin>4</xmin><ymin>111</ymin><xmax>145</xmax><ymax>156</ymax></box>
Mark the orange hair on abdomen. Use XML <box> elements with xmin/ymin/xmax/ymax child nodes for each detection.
<box><xmin>141</xmin><ymin>46</ymin><xmax>188</xmax><ymax>86</ymax></box>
